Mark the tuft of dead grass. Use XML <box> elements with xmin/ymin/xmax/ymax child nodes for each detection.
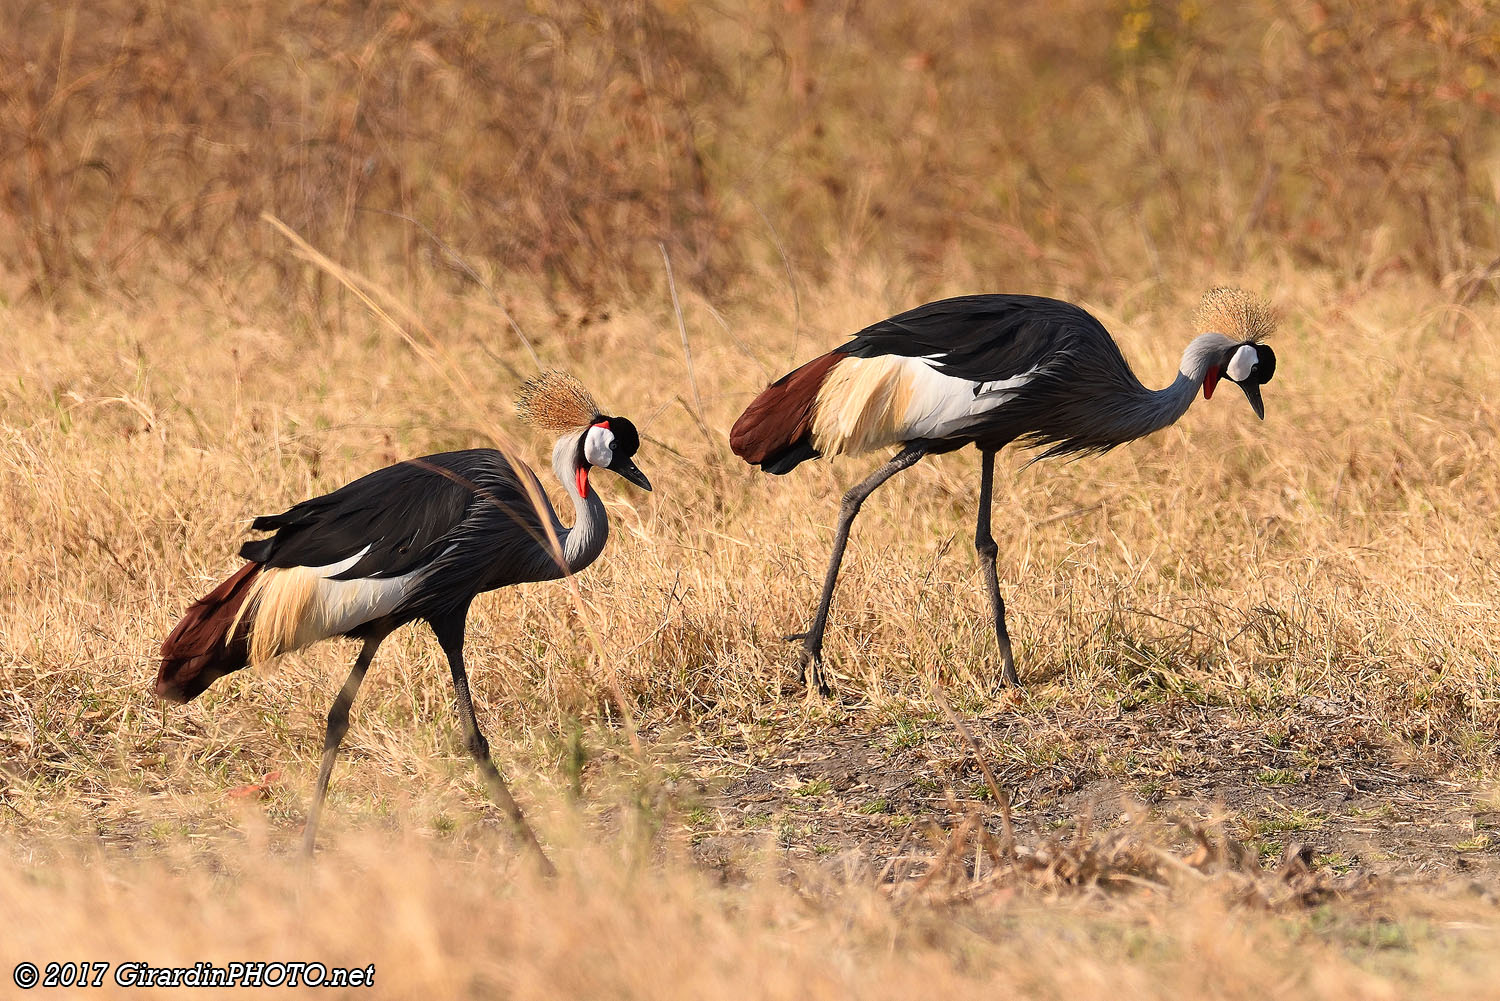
<box><xmin>2</xmin><ymin>821</ymin><xmax>1498</xmax><ymax>1001</ymax></box>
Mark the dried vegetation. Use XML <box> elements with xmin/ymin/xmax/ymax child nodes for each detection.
<box><xmin>3</xmin><ymin>1</ymin><xmax>1500</xmax><ymax>997</ymax></box>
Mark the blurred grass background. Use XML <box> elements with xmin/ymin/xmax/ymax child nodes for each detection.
<box><xmin>3</xmin><ymin>0</ymin><xmax>1498</xmax><ymax>307</ymax></box>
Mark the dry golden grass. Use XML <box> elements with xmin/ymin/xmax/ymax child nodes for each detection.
<box><xmin>5</xmin><ymin>0</ymin><xmax>1500</xmax><ymax>995</ymax></box>
<box><xmin>4</xmin><ymin>261</ymin><xmax>1500</xmax><ymax>996</ymax></box>
<box><xmin>6</xmin><ymin>827</ymin><xmax>1499</xmax><ymax>1001</ymax></box>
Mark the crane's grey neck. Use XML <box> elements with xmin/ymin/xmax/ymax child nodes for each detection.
<box><xmin>1179</xmin><ymin>332</ymin><xmax>1237</xmax><ymax>382</ymax></box>
<box><xmin>552</xmin><ymin>430</ymin><xmax>608</xmax><ymax>574</ymax></box>
<box><xmin>1099</xmin><ymin>332</ymin><xmax>1236</xmax><ymax>446</ymax></box>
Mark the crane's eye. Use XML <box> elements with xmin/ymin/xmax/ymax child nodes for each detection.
<box><xmin>610</xmin><ymin>441</ymin><xmax>617</xmax><ymax>451</ymax></box>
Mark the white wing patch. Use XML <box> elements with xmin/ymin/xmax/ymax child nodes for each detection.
<box><xmin>1226</xmin><ymin>343</ymin><xmax>1257</xmax><ymax>382</ymax></box>
<box><xmin>297</xmin><ymin>541</ymin><xmax>459</xmax><ymax>644</ymax></box>
<box><xmin>292</xmin><ymin>543</ymin><xmax>413</xmax><ymax>649</ymax></box>
<box><xmin>243</xmin><ymin>544</ymin><xmax>428</xmax><ymax>664</ymax></box>
<box><xmin>899</xmin><ymin>358</ymin><xmax>1039</xmax><ymax>440</ymax></box>
<box><xmin>297</xmin><ymin>572</ymin><xmax>418</xmax><ymax>646</ymax></box>
<box><xmin>812</xmin><ymin>354</ymin><xmax>1039</xmax><ymax>454</ymax></box>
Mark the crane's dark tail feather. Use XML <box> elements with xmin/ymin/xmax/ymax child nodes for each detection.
<box><xmin>238</xmin><ymin>509</ymin><xmax>307</xmax><ymax>562</ymax></box>
<box><xmin>155</xmin><ymin>561</ymin><xmax>262</xmax><ymax>703</ymax></box>
<box><xmin>729</xmin><ymin>351</ymin><xmax>842</xmax><ymax>474</ymax></box>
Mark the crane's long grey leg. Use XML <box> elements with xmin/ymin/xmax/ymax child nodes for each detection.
<box><xmin>430</xmin><ymin>612</ymin><xmax>556</xmax><ymax>877</ymax></box>
<box><xmin>789</xmin><ymin>444</ymin><xmax>927</xmax><ymax>696</ymax></box>
<box><xmin>304</xmin><ymin>627</ymin><xmax>391</xmax><ymax>856</ymax></box>
<box><xmin>976</xmin><ymin>449</ymin><xmax>1020</xmax><ymax>688</ymax></box>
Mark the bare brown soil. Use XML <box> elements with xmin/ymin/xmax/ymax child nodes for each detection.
<box><xmin>686</xmin><ymin>697</ymin><xmax>1500</xmax><ymax>886</ymax></box>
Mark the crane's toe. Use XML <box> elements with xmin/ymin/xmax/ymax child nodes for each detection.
<box><xmin>778</xmin><ymin>632</ymin><xmax>833</xmax><ymax>696</ymax></box>
<box><xmin>796</xmin><ymin>647</ymin><xmax>833</xmax><ymax>698</ymax></box>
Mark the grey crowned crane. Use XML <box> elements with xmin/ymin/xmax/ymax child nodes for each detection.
<box><xmin>730</xmin><ymin>288</ymin><xmax>1277</xmax><ymax>696</ymax></box>
<box><xmin>155</xmin><ymin>372</ymin><xmax>650</xmax><ymax>866</ymax></box>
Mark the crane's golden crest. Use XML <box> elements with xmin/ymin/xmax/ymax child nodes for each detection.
<box><xmin>1195</xmin><ymin>287</ymin><xmax>1277</xmax><ymax>343</ymax></box>
<box><xmin>515</xmin><ymin>371</ymin><xmax>601</xmax><ymax>432</ymax></box>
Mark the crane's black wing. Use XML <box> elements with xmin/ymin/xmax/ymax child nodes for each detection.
<box><xmin>842</xmin><ymin>294</ymin><xmax>1157</xmax><ymax>460</ymax></box>
<box><xmin>238</xmin><ymin>449</ymin><xmax>550</xmax><ymax>580</ymax></box>
<box><xmin>838</xmin><ymin>294</ymin><xmax>1119</xmax><ymax>382</ymax></box>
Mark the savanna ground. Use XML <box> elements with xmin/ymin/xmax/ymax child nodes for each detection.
<box><xmin>4</xmin><ymin>1</ymin><xmax>1500</xmax><ymax>998</ymax></box>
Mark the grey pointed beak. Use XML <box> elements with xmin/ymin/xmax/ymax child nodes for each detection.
<box><xmin>613</xmin><ymin>457</ymin><xmax>652</xmax><ymax>491</ymax></box>
<box><xmin>1238</xmin><ymin>381</ymin><xmax>1265</xmax><ymax>420</ymax></box>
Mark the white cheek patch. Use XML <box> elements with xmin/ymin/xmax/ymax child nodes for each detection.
<box><xmin>583</xmin><ymin>425</ymin><xmax>615</xmax><ymax>466</ymax></box>
<box><xmin>1227</xmin><ymin>344</ymin><xmax>1257</xmax><ymax>382</ymax></box>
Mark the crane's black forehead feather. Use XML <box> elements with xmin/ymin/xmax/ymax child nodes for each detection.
<box><xmin>604</xmin><ymin>416</ymin><xmax>641</xmax><ymax>455</ymax></box>
<box><xmin>1251</xmin><ymin>343</ymin><xmax>1276</xmax><ymax>384</ymax></box>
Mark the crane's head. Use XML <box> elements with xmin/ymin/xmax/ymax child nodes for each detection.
<box><xmin>517</xmin><ymin>371</ymin><xmax>652</xmax><ymax>495</ymax></box>
<box><xmin>1186</xmin><ymin>288</ymin><xmax>1278</xmax><ymax>420</ymax></box>
<box><xmin>580</xmin><ymin>416</ymin><xmax>651</xmax><ymax>491</ymax></box>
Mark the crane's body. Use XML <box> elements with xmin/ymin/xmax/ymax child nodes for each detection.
<box><xmin>156</xmin><ymin>444</ymin><xmax>621</xmax><ymax>701</ymax></box>
<box><xmin>730</xmin><ymin>290</ymin><xmax>1277</xmax><ymax>694</ymax></box>
<box><xmin>156</xmin><ymin>373</ymin><xmax>649</xmax><ymax>865</ymax></box>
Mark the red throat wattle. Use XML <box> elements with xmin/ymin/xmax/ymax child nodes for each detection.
<box><xmin>1203</xmin><ymin>366</ymin><xmax>1221</xmax><ymax>400</ymax></box>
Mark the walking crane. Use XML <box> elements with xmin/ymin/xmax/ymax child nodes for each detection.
<box><xmin>730</xmin><ymin>289</ymin><xmax>1276</xmax><ymax>695</ymax></box>
<box><xmin>156</xmin><ymin>372</ymin><xmax>650</xmax><ymax>866</ymax></box>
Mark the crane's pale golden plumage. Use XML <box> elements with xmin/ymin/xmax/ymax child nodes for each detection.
<box><xmin>1195</xmin><ymin>287</ymin><xmax>1277</xmax><ymax>343</ymax></box>
<box><xmin>515</xmin><ymin>371</ymin><xmax>601</xmax><ymax>432</ymax></box>
<box><xmin>230</xmin><ymin>566</ymin><xmax>408</xmax><ymax>668</ymax></box>
<box><xmin>811</xmin><ymin>354</ymin><xmax>918</xmax><ymax>457</ymax></box>
<box><xmin>229</xmin><ymin>567</ymin><xmax>314</xmax><ymax>667</ymax></box>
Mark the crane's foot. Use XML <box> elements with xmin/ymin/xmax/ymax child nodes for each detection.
<box><xmin>801</xmin><ymin>650</ymin><xmax>833</xmax><ymax>699</ymax></box>
<box><xmin>997</xmin><ymin>643</ymin><xmax>1020</xmax><ymax>690</ymax></box>
<box><xmin>782</xmin><ymin>632</ymin><xmax>833</xmax><ymax>698</ymax></box>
